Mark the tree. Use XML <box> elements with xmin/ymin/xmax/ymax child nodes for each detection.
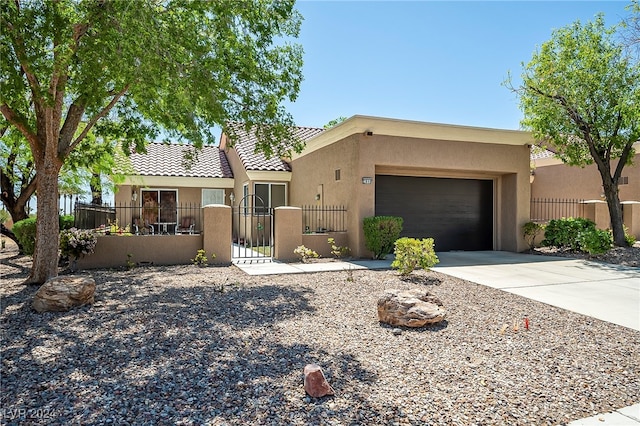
<box><xmin>621</xmin><ymin>0</ymin><xmax>640</xmax><ymax>55</ymax></box>
<box><xmin>323</xmin><ymin>116</ymin><xmax>347</xmax><ymax>129</ymax></box>
<box><xmin>1</xmin><ymin>0</ymin><xmax>304</xmax><ymax>284</ymax></box>
<box><xmin>507</xmin><ymin>14</ymin><xmax>640</xmax><ymax>247</ymax></box>
<box><xmin>1</xmin><ymin>120</ymin><xmax>121</xmax><ymax>251</ymax></box>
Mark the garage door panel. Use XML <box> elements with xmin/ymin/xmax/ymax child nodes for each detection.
<box><xmin>375</xmin><ymin>175</ymin><xmax>493</xmax><ymax>251</ymax></box>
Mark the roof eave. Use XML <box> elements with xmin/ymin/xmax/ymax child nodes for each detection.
<box><xmin>292</xmin><ymin>115</ymin><xmax>535</xmax><ymax>160</ymax></box>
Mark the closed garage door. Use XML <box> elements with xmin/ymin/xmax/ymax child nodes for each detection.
<box><xmin>375</xmin><ymin>175</ymin><xmax>493</xmax><ymax>251</ymax></box>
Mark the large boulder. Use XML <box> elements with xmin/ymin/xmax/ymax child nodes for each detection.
<box><xmin>303</xmin><ymin>364</ymin><xmax>335</xmax><ymax>398</ymax></box>
<box><xmin>32</xmin><ymin>275</ymin><xmax>96</xmax><ymax>313</ymax></box>
<box><xmin>377</xmin><ymin>288</ymin><xmax>446</xmax><ymax>327</ymax></box>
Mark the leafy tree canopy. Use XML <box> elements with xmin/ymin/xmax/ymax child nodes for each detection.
<box><xmin>0</xmin><ymin>0</ymin><xmax>305</xmax><ymax>283</ymax></box>
<box><xmin>507</xmin><ymin>14</ymin><xmax>640</xmax><ymax>246</ymax></box>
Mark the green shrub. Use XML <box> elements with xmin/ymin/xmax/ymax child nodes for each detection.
<box><xmin>59</xmin><ymin>215</ymin><xmax>75</xmax><ymax>230</ymax></box>
<box><xmin>13</xmin><ymin>215</ymin><xmax>78</xmax><ymax>255</ymax></box>
<box><xmin>542</xmin><ymin>217</ymin><xmax>614</xmax><ymax>254</ymax></box>
<box><xmin>293</xmin><ymin>245</ymin><xmax>319</xmax><ymax>262</ymax></box>
<box><xmin>624</xmin><ymin>226</ymin><xmax>636</xmax><ymax>247</ymax></box>
<box><xmin>363</xmin><ymin>216</ymin><xmax>403</xmax><ymax>260</ymax></box>
<box><xmin>577</xmin><ymin>228</ymin><xmax>613</xmax><ymax>255</ymax></box>
<box><xmin>191</xmin><ymin>249</ymin><xmax>214</xmax><ymax>266</ymax></box>
<box><xmin>59</xmin><ymin>228</ymin><xmax>98</xmax><ymax>259</ymax></box>
<box><xmin>391</xmin><ymin>237</ymin><xmax>439</xmax><ymax>276</ymax></box>
<box><xmin>12</xmin><ymin>217</ymin><xmax>37</xmax><ymax>255</ymax></box>
<box><xmin>542</xmin><ymin>217</ymin><xmax>597</xmax><ymax>251</ymax></box>
<box><xmin>328</xmin><ymin>237</ymin><xmax>350</xmax><ymax>258</ymax></box>
<box><xmin>522</xmin><ymin>221</ymin><xmax>545</xmax><ymax>249</ymax></box>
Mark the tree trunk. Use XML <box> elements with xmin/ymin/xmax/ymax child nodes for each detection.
<box><xmin>25</xmin><ymin>167</ymin><xmax>61</xmax><ymax>285</ymax></box>
<box><xmin>603</xmin><ymin>185</ymin><xmax>627</xmax><ymax>247</ymax></box>
<box><xmin>90</xmin><ymin>172</ymin><xmax>102</xmax><ymax>205</ymax></box>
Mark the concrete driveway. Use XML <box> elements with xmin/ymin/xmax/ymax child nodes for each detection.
<box><xmin>432</xmin><ymin>251</ymin><xmax>640</xmax><ymax>331</ymax></box>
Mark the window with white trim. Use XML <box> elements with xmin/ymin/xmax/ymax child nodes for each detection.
<box><xmin>202</xmin><ymin>189</ymin><xmax>224</xmax><ymax>206</ymax></box>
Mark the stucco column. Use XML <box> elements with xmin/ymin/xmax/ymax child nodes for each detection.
<box><xmin>581</xmin><ymin>200</ymin><xmax>610</xmax><ymax>230</ymax></box>
<box><xmin>622</xmin><ymin>202</ymin><xmax>640</xmax><ymax>239</ymax></box>
<box><xmin>203</xmin><ymin>204</ymin><xmax>232</xmax><ymax>264</ymax></box>
<box><xmin>274</xmin><ymin>207</ymin><xmax>302</xmax><ymax>261</ymax></box>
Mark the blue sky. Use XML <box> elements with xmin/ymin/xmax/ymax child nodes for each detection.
<box><xmin>285</xmin><ymin>1</ymin><xmax>632</xmax><ymax>130</ymax></box>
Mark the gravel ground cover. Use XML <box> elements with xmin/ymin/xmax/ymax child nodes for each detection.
<box><xmin>1</xmin><ymin>241</ymin><xmax>639</xmax><ymax>426</ymax></box>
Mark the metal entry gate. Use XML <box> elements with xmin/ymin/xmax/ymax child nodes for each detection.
<box><xmin>232</xmin><ymin>194</ymin><xmax>273</xmax><ymax>262</ymax></box>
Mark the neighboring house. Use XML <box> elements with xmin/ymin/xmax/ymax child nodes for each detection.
<box><xmin>115</xmin><ymin>142</ymin><xmax>234</xmax><ymax>233</ymax></box>
<box><xmin>288</xmin><ymin>115</ymin><xmax>533</xmax><ymax>256</ymax></box>
<box><xmin>531</xmin><ymin>142</ymin><xmax>640</xmax><ymax>202</ymax></box>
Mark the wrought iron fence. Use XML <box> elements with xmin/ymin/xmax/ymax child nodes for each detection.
<box><xmin>74</xmin><ymin>202</ymin><xmax>203</xmax><ymax>235</ymax></box>
<box><xmin>301</xmin><ymin>205</ymin><xmax>347</xmax><ymax>233</ymax></box>
<box><xmin>530</xmin><ymin>198</ymin><xmax>586</xmax><ymax>222</ymax></box>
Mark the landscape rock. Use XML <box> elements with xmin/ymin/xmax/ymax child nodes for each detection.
<box><xmin>377</xmin><ymin>288</ymin><xmax>446</xmax><ymax>327</ymax></box>
<box><xmin>303</xmin><ymin>364</ymin><xmax>334</xmax><ymax>398</ymax></box>
<box><xmin>32</xmin><ymin>275</ymin><xmax>96</xmax><ymax>313</ymax></box>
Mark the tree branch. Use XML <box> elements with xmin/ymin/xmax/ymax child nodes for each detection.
<box><xmin>0</xmin><ymin>104</ymin><xmax>37</xmax><ymax>145</ymax></box>
<box><xmin>59</xmin><ymin>101</ymin><xmax>87</xmax><ymax>152</ymax></box>
<box><xmin>613</xmin><ymin>141</ymin><xmax>635</xmax><ymax>181</ymax></box>
<box><xmin>65</xmin><ymin>84</ymin><xmax>130</xmax><ymax>156</ymax></box>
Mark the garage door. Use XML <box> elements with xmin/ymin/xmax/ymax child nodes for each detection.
<box><xmin>375</xmin><ymin>175</ymin><xmax>493</xmax><ymax>251</ymax></box>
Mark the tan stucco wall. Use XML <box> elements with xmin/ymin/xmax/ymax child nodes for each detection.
<box><xmin>203</xmin><ymin>204</ymin><xmax>232</xmax><ymax>264</ymax></box>
<box><xmin>531</xmin><ymin>154</ymin><xmax>639</xmax><ymax>201</ymax></box>
<box><xmin>290</xmin><ymin>132</ymin><xmax>531</xmax><ymax>257</ymax></box>
<box><xmin>76</xmin><ymin>234</ymin><xmax>203</xmax><ymax>269</ymax></box>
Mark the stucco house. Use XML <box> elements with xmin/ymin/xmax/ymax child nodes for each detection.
<box><xmin>531</xmin><ymin>143</ymin><xmax>640</xmax><ymax>202</ymax></box>
<box><xmin>115</xmin><ymin>115</ymin><xmax>534</xmax><ymax>257</ymax></box>
<box><xmin>288</xmin><ymin>116</ymin><xmax>533</xmax><ymax>256</ymax></box>
<box><xmin>114</xmin><ymin>142</ymin><xmax>234</xmax><ymax>234</ymax></box>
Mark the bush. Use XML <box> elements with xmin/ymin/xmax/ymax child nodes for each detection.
<box><xmin>191</xmin><ymin>249</ymin><xmax>214</xmax><ymax>266</ymax></box>
<box><xmin>328</xmin><ymin>237</ymin><xmax>350</xmax><ymax>258</ymax></box>
<box><xmin>293</xmin><ymin>245</ymin><xmax>319</xmax><ymax>262</ymax></box>
<box><xmin>59</xmin><ymin>215</ymin><xmax>75</xmax><ymax>230</ymax></box>
<box><xmin>59</xmin><ymin>228</ymin><xmax>98</xmax><ymax>259</ymax></box>
<box><xmin>577</xmin><ymin>228</ymin><xmax>612</xmax><ymax>255</ymax></box>
<box><xmin>542</xmin><ymin>217</ymin><xmax>613</xmax><ymax>254</ymax></box>
<box><xmin>542</xmin><ymin>217</ymin><xmax>597</xmax><ymax>251</ymax></box>
<box><xmin>624</xmin><ymin>226</ymin><xmax>636</xmax><ymax>247</ymax></box>
<box><xmin>391</xmin><ymin>237</ymin><xmax>439</xmax><ymax>276</ymax></box>
<box><xmin>363</xmin><ymin>216</ymin><xmax>403</xmax><ymax>260</ymax></box>
<box><xmin>522</xmin><ymin>221</ymin><xmax>545</xmax><ymax>250</ymax></box>
<box><xmin>12</xmin><ymin>217</ymin><xmax>37</xmax><ymax>255</ymax></box>
<box><xmin>13</xmin><ymin>215</ymin><xmax>79</xmax><ymax>255</ymax></box>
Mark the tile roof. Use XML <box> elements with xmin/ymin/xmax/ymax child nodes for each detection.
<box><xmin>530</xmin><ymin>145</ymin><xmax>556</xmax><ymax>161</ymax></box>
<box><xmin>229</xmin><ymin>125</ymin><xmax>325</xmax><ymax>172</ymax></box>
<box><xmin>125</xmin><ymin>143</ymin><xmax>233</xmax><ymax>178</ymax></box>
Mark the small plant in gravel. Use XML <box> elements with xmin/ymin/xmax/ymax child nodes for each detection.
<box><xmin>391</xmin><ymin>237</ymin><xmax>439</xmax><ymax>276</ymax></box>
<box><xmin>294</xmin><ymin>245</ymin><xmax>319</xmax><ymax>263</ymax></box>
<box><xmin>344</xmin><ymin>266</ymin><xmax>355</xmax><ymax>282</ymax></box>
<box><xmin>624</xmin><ymin>226</ymin><xmax>636</xmax><ymax>246</ymax></box>
<box><xmin>328</xmin><ymin>238</ymin><xmax>351</xmax><ymax>258</ymax></box>
<box><xmin>191</xmin><ymin>249</ymin><xmax>214</xmax><ymax>266</ymax></box>
<box><xmin>522</xmin><ymin>221</ymin><xmax>545</xmax><ymax>250</ymax></box>
<box><xmin>126</xmin><ymin>253</ymin><xmax>135</xmax><ymax>270</ymax></box>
